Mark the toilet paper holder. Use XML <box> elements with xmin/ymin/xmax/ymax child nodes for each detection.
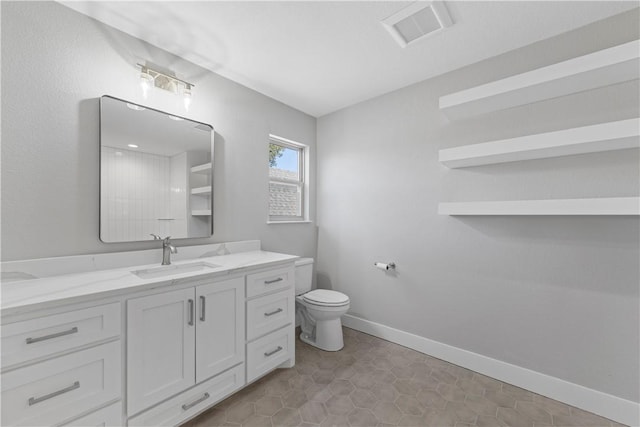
<box><xmin>374</xmin><ymin>262</ymin><xmax>396</xmax><ymax>271</ymax></box>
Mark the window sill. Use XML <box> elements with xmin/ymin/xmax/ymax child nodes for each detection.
<box><xmin>267</xmin><ymin>220</ymin><xmax>313</xmax><ymax>225</ymax></box>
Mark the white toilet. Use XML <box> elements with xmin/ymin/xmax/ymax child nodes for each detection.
<box><xmin>295</xmin><ymin>258</ymin><xmax>350</xmax><ymax>351</ymax></box>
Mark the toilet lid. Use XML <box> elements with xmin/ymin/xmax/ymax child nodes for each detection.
<box><xmin>303</xmin><ymin>289</ymin><xmax>349</xmax><ymax>306</ymax></box>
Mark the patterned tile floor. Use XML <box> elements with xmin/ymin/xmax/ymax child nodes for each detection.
<box><xmin>183</xmin><ymin>327</ymin><xmax>626</xmax><ymax>427</ymax></box>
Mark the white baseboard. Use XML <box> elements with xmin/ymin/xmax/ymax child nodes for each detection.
<box><xmin>342</xmin><ymin>314</ymin><xmax>639</xmax><ymax>426</ymax></box>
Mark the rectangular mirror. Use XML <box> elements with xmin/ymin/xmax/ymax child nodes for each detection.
<box><xmin>100</xmin><ymin>95</ymin><xmax>214</xmax><ymax>243</ymax></box>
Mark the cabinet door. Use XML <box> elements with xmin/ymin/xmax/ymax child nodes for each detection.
<box><xmin>195</xmin><ymin>277</ymin><xmax>245</xmax><ymax>383</ymax></box>
<box><xmin>127</xmin><ymin>288</ymin><xmax>196</xmax><ymax>416</ymax></box>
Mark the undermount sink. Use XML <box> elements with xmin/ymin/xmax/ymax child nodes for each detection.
<box><xmin>132</xmin><ymin>261</ymin><xmax>222</xmax><ymax>279</ymax></box>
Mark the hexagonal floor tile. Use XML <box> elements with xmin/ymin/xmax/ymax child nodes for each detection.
<box><xmin>305</xmin><ymin>383</ymin><xmax>333</xmax><ymax>403</ymax></box>
<box><xmin>290</xmin><ymin>375</ymin><xmax>315</xmax><ymax>391</ymax></box>
<box><xmin>370</xmin><ymin>382</ymin><xmax>399</xmax><ymax>403</ymax></box>
<box><xmin>395</xmin><ymin>395</ymin><xmax>425</xmax><ymax>416</ymax></box>
<box><xmin>271</xmin><ymin>407</ymin><xmax>303</xmax><ymax>426</ymax></box>
<box><xmin>416</xmin><ymin>389</ymin><xmax>447</xmax><ymax>410</ymax></box>
<box><xmin>350</xmin><ymin>388</ymin><xmax>378</xmax><ymax>409</ymax></box>
<box><xmin>372</xmin><ymin>401</ymin><xmax>402</xmax><ymax>424</ymax></box>
<box><xmin>254</xmin><ymin>395</ymin><xmax>283</xmax><ymax>417</ymax></box>
<box><xmin>350</xmin><ymin>373</ymin><xmax>377</xmax><ymax>390</ymax></box>
<box><xmin>299</xmin><ymin>401</ymin><xmax>328</xmax><ymax>424</ymax></box>
<box><xmin>436</xmin><ymin>383</ymin><xmax>466</xmax><ymax>402</ymax></box>
<box><xmin>347</xmin><ymin>408</ymin><xmax>379</xmax><ymax>427</ymax></box>
<box><xmin>325</xmin><ymin>395</ymin><xmax>355</xmax><ymax>415</ymax></box>
<box><xmin>240</xmin><ymin>414</ymin><xmax>272</xmax><ymax>427</ymax></box>
<box><xmin>393</xmin><ymin>379</ymin><xmax>420</xmax><ymax>396</ymax></box>
<box><xmin>225</xmin><ymin>402</ymin><xmax>255</xmax><ymax>424</ymax></box>
<box><xmin>283</xmin><ymin>389</ymin><xmax>309</xmax><ymax>409</ymax></box>
<box><xmin>183</xmin><ymin>328</ymin><xmax>623</xmax><ymax>427</ymax></box>
<box><xmin>320</xmin><ymin>413</ymin><xmax>350</xmax><ymax>427</ymax></box>
<box><xmin>312</xmin><ymin>369</ymin><xmax>335</xmax><ymax>385</ymax></box>
<box><xmin>264</xmin><ymin>378</ymin><xmax>291</xmax><ymax>397</ymax></box>
<box><xmin>328</xmin><ymin>379</ymin><xmax>354</xmax><ymax>396</ymax></box>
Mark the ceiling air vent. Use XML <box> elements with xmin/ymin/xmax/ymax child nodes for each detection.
<box><xmin>382</xmin><ymin>1</ymin><xmax>453</xmax><ymax>48</ymax></box>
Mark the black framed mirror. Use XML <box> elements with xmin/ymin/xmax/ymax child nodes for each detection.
<box><xmin>100</xmin><ymin>95</ymin><xmax>214</xmax><ymax>243</ymax></box>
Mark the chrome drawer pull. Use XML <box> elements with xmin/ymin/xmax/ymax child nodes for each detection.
<box><xmin>188</xmin><ymin>299</ymin><xmax>194</xmax><ymax>326</ymax></box>
<box><xmin>264</xmin><ymin>308</ymin><xmax>283</xmax><ymax>317</ymax></box>
<box><xmin>264</xmin><ymin>346</ymin><xmax>283</xmax><ymax>357</ymax></box>
<box><xmin>182</xmin><ymin>392</ymin><xmax>210</xmax><ymax>411</ymax></box>
<box><xmin>26</xmin><ymin>327</ymin><xmax>78</xmax><ymax>344</ymax></box>
<box><xmin>200</xmin><ymin>296</ymin><xmax>206</xmax><ymax>322</ymax></box>
<box><xmin>264</xmin><ymin>277</ymin><xmax>283</xmax><ymax>285</ymax></box>
<box><xmin>28</xmin><ymin>381</ymin><xmax>80</xmax><ymax>406</ymax></box>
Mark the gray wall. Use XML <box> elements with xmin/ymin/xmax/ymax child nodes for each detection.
<box><xmin>1</xmin><ymin>1</ymin><xmax>317</xmax><ymax>261</ymax></box>
<box><xmin>317</xmin><ymin>9</ymin><xmax>640</xmax><ymax>402</ymax></box>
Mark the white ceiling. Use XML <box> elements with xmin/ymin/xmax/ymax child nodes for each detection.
<box><xmin>62</xmin><ymin>1</ymin><xmax>637</xmax><ymax>117</ymax></box>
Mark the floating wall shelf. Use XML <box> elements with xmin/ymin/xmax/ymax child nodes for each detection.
<box><xmin>191</xmin><ymin>163</ymin><xmax>212</xmax><ymax>175</ymax></box>
<box><xmin>439</xmin><ymin>39</ymin><xmax>640</xmax><ymax>119</ymax></box>
<box><xmin>191</xmin><ymin>186</ymin><xmax>211</xmax><ymax>196</ymax></box>
<box><xmin>439</xmin><ymin>118</ymin><xmax>640</xmax><ymax>168</ymax></box>
<box><xmin>438</xmin><ymin>197</ymin><xmax>640</xmax><ymax>216</ymax></box>
<box><xmin>191</xmin><ymin>210</ymin><xmax>212</xmax><ymax>216</ymax></box>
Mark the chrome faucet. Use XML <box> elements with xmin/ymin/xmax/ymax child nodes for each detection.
<box><xmin>151</xmin><ymin>234</ymin><xmax>178</xmax><ymax>265</ymax></box>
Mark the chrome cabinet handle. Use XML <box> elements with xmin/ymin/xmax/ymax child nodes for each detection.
<box><xmin>264</xmin><ymin>277</ymin><xmax>283</xmax><ymax>285</ymax></box>
<box><xmin>26</xmin><ymin>327</ymin><xmax>78</xmax><ymax>344</ymax></box>
<box><xmin>264</xmin><ymin>308</ymin><xmax>283</xmax><ymax>317</ymax></box>
<box><xmin>264</xmin><ymin>346</ymin><xmax>283</xmax><ymax>357</ymax></box>
<box><xmin>188</xmin><ymin>299</ymin><xmax>194</xmax><ymax>326</ymax></box>
<box><xmin>200</xmin><ymin>296</ymin><xmax>206</xmax><ymax>322</ymax></box>
<box><xmin>28</xmin><ymin>381</ymin><xmax>80</xmax><ymax>406</ymax></box>
<box><xmin>182</xmin><ymin>392</ymin><xmax>210</xmax><ymax>411</ymax></box>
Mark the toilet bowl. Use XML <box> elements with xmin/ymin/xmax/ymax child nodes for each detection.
<box><xmin>295</xmin><ymin>258</ymin><xmax>350</xmax><ymax>351</ymax></box>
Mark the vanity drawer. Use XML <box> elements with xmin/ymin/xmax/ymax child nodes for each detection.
<box><xmin>1</xmin><ymin>302</ymin><xmax>121</xmax><ymax>369</ymax></box>
<box><xmin>246</xmin><ymin>266</ymin><xmax>293</xmax><ymax>298</ymax></box>
<box><xmin>246</xmin><ymin>326</ymin><xmax>293</xmax><ymax>383</ymax></box>
<box><xmin>128</xmin><ymin>363</ymin><xmax>244</xmax><ymax>427</ymax></box>
<box><xmin>247</xmin><ymin>289</ymin><xmax>294</xmax><ymax>341</ymax></box>
<box><xmin>61</xmin><ymin>401</ymin><xmax>122</xmax><ymax>427</ymax></box>
<box><xmin>1</xmin><ymin>340</ymin><xmax>121</xmax><ymax>426</ymax></box>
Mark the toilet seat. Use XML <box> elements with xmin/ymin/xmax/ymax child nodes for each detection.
<box><xmin>302</xmin><ymin>289</ymin><xmax>349</xmax><ymax>307</ymax></box>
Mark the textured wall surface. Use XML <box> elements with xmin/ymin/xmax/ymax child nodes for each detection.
<box><xmin>317</xmin><ymin>9</ymin><xmax>640</xmax><ymax>402</ymax></box>
<box><xmin>1</xmin><ymin>1</ymin><xmax>317</xmax><ymax>261</ymax></box>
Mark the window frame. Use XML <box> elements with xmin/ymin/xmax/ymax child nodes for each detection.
<box><xmin>268</xmin><ymin>134</ymin><xmax>307</xmax><ymax>223</ymax></box>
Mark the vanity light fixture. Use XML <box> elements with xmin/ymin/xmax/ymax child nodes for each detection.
<box><xmin>137</xmin><ymin>64</ymin><xmax>194</xmax><ymax>109</ymax></box>
<box><xmin>183</xmin><ymin>84</ymin><xmax>192</xmax><ymax>110</ymax></box>
<box><xmin>127</xmin><ymin>144</ymin><xmax>139</xmax><ymax>148</ymax></box>
<box><xmin>139</xmin><ymin>68</ymin><xmax>154</xmax><ymax>98</ymax></box>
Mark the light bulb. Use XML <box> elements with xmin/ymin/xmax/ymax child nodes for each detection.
<box><xmin>140</xmin><ymin>69</ymin><xmax>154</xmax><ymax>98</ymax></box>
<box><xmin>183</xmin><ymin>85</ymin><xmax>192</xmax><ymax>110</ymax></box>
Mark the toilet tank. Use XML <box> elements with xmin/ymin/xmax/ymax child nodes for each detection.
<box><xmin>294</xmin><ymin>258</ymin><xmax>314</xmax><ymax>295</ymax></box>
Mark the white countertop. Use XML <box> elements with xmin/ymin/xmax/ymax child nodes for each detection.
<box><xmin>1</xmin><ymin>250</ymin><xmax>298</xmax><ymax>316</ymax></box>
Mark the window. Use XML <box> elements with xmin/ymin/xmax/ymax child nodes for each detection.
<box><xmin>268</xmin><ymin>135</ymin><xmax>306</xmax><ymax>221</ymax></box>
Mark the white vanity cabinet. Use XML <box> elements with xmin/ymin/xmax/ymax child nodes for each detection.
<box><xmin>245</xmin><ymin>265</ymin><xmax>296</xmax><ymax>382</ymax></box>
<box><xmin>1</xmin><ymin>244</ymin><xmax>298</xmax><ymax>427</ymax></box>
<box><xmin>196</xmin><ymin>280</ymin><xmax>245</xmax><ymax>382</ymax></box>
<box><xmin>127</xmin><ymin>276</ymin><xmax>244</xmax><ymax>417</ymax></box>
<box><xmin>1</xmin><ymin>303</ymin><xmax>123</xmax><ymax>427</ymax></box>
